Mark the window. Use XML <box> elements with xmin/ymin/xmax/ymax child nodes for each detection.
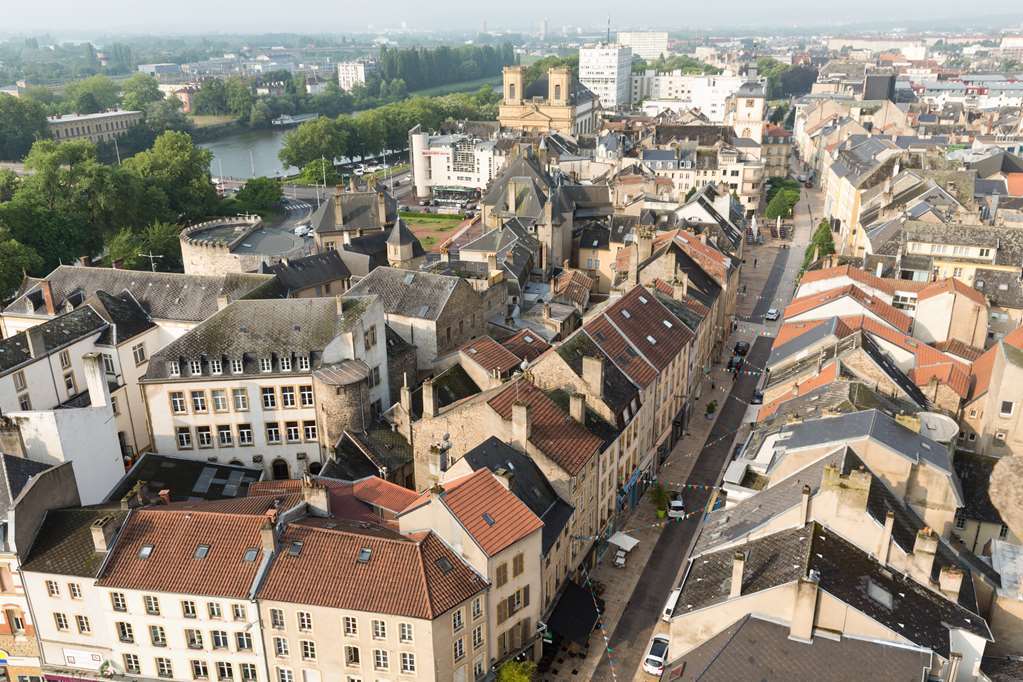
<box><xmin>186</xmin><ymin>629</ymin><xmax>204</xmax><ymax>649</ymax></box>
<box><xmin>212</xmin><ymin>389</ymin><xmax>229</xmax><ymax>412</ymax></box>
<box><xmin>171</xmin><ymin>392</ymin><xmax>187</xmax><ymax>413</ymax></box>
<box><xmin>372</xmin><ymin>619</ymin><xmax>386</xmax><ymax>640</ymax></box>
<box><xmin>285</xmin><ymin>422</ymin><xmax>300</xmax><ymax>443</ymax></box>
<box><xmin>132</xmin><ymin>343</ymin><xmax>146</xmax><ymax>366</ymax></box>
<box><xmin>474</xmin><ymin>658</ymin><xmax>485</xmax><ymax>679</ymax></box>
<box><xmin>190</xmin><ymin>360</ymin><xmax>203</xmax><ymax>376</ymax></box>
<box><xmin>513</xmin><ymin>553</ymin><xmax>524</xmax><ymax>577</ymax></box>
<box><xmin>399</xmin><ymin>622</ymin><xmax>413</xmax><ymax>643</ymax></box>
<box><xmin>280</xmin><ymin>356</ymin><xmax>292</xmax><ymax>372</ymax></box>
<box><xmin>59</xmin><ymin>350</ymin><xmax>71</xmax><ymax>369</ymax></box>
<box><xmin>210</xmin><ymin>359</ymin><xmax>223</xmax><ymax>375</ymax></box>
<box><xmin>266</xmin><ymin>423</ymin><xmax>281</xmax><ymax>444</ymax></box>
<box><xmin>231</xmin><ymin>358</ymin><xmax>244</xmax><ymax>374</ymax></box>
<box><xmin>303</xmin><ymin>421</ymin><xmax>317</xmax><ymax>441</ymax></box>
<box><xmin>111</xmin><ymin>592</ymin><xmax>126</xmax><ymax>612</ymax></box>
<box><xmin>144</xmin><ymin>595</ymin><xmax>161</xmax><ymax>615</ymax></box>
<box><xmin>116</xmin><ymin>621</ymin><xmax>134</xmax><ymax>643</ymax></box>
<box><xmin>274</xmin><ymin>637</ymin><xmax>289</xmax><ymax>657</ymax></box>
<box><xmin>343</xmin><ymin>616</ymin><xmax>358</xmax><ymax>637</ymax></box>
<box><xmin>197</xmin><ymin>426</ymin><xmax>213</xmax><ymax>448</ymax></box>
<box><xmin>344</xmin><ymin>646</ymin><xmax>360</xmax><ymax>666</ymax></box>
<box><xmin>472</xmin><ymin>597</ymin><xmax>482</xmax><ymax>620</ymax></box>
<box><xmin>156</xmin><ymin>658</ymin><xmax>173</xmax><ymax>679</ymax></box>
<box><xmin>299</xmin><ymin>385</ymin><xmax>314</xmax><ymax>407</ymax></box>
<box><xmin>232</xmin><ymin>604</ymin><xmax>246</xmax><ymax>621</ymax></box>
<box><xmin>17</xmin><ymin>393</ymin><xmax>30</xmax><ymax>410</ymax></box>
<box><xmin>281</xmin><ymin>387</ymin><xmax>296</xmax><ymax>408</ymax></box>
<box><xmin>69</xmin><ymin>582</ymin><xmax>82</xmax><ymax>599</ymax></box>
<box><xmin>218</xmin><ymin>425</ymin><xmax>234</xmax><ymax>447</ymax></box>
<box><xmin>1001</xmin><ymin>401</ymin><xmax>1014</xmax><ymax>417</ymax></box>
<box><xmin>240</xmin><ymin>664</ymin><xmax>257</xmax><ymax>682</ymax></box>
<box><xmin>262</xmin><ymin>387</ymin><xmax>277</xmax><ymax>409</ymax></box>
<box><xmin>208</xmin><ymin>601</ymin><xmax>222</xmax><ymax>619</ymax></box>
<box><xmin>124</xmin><ymin>654</ymin><xmax>140</xmax><ymax>674</ymax></box>
<box><xmin>212</xmin><ymin>630</ymin><xmax>228</xmax><ymax>649</ymax></box>
<box><xmin>270</xmin><ymin>608</ymin><xmax>285</xmax><ymax>629</ymax></box>
<box><xmin>454</xmin><ymin>638</ymin><xmax>465</xmax><ymax>661</ymax></box>
<box><xmin>364</xmin><ymin>326</ymin><xmax>377</xmax><ymax>349</ymax></box>
<box><xmin>46</xmin><ymin>580</ymin><xmax>60</xmax><ymax>597</ymax></box>
<box><xmin>495</xmin><ymin>563</ymin><xmax>508</xmax><ymax>588</ymax></box>
<box><xmin>176</xmin><ymin>427</ymin><xmax>193</xmax><ymax>449</ymax></box>
<box><xmin>400</xmin><ymin>652</ymin><xmax>416</xmax><ymax>674</ymax></box>
<box><xmin>54</xmin><ymin>612</ymin><xmax>69</xmax><ymax>631</ymax></box>
<box><xmin>216</xmin><ymin>663</ymin><xmax>233</xmax><ymax>681</ymax></box>
<box><xmin>371</xmin><ymin>366</ymin><xmax>380</xmax><ymax>387</ymax></box>
<box><xmin>298</xmin><ymin>356</ymin><xmax>310</xmax><ymax>371</ymax></box>
<box><xmin>182</xmin><ymin>600</ymin><xmax>197</xmax><ymax>618</ymax></box>
<box><xmin>150</xmin><ymin>625</ymin><xmax>167</xmax><ymax>646</ymax></box>
<box><xmin>192</xmin><ymin>661</ymin><xmax>209</xmax><ymax>680</ymax></box>
<box><xmin>300</xmin><ymin>640</ymin><xmax>316</xmax><ymax>661</ymax></box>
<box><xmin>111</xmin><ymin>395</ymin><xmax>120</xmax><ymax>415</ymax></box>
<box><xmin>276</xmin><ymin>669</ymin><xmax>293</xmax><ymax>682</ymax></box>
<box><xmin>64</xmin><ymin>372</ymin><xmax>76</xmax><ymax>396</ymax></box>
<box><xmin>954</xmin><ymin>508</ymin><xmax>967</xmax><ymax>530</ymax></box>
<box><xmin>190</xmin><ymin>391</ymin><xmax>207</xmax><ymax>412</ymax></box>
<box><xmin>472</xmin><ymin>625</ymin><xmax>483</xmax><ymax>649</ymax></box>
<box><xmin>452</xmin><ymin>609</ymin><xmax>463</xmax><ymax>632</ymax></box>
<box><xmin>232</xmin><ymin>388</ymin><xmax>249</xmax><ymax>411</ymax></box>
<box><xmin>238</xmin><ymin>424</ymin><xmax>253</xmax><ymax>446</ymax></box>
<box><xmin>1001</xmin><ymin>524</ymin><xmax>1010</xmax><ymax>539</ymax></box>
<box><xmin>236</xmin><ymin>631</ymin><xmax>253</xmax><ymax>650</ymax></box>
<box><xmin>298</xmin><ymin>611</ymin><xmax>312</xmax><ymax>631</ymax></box>
<box><xmin>373</xmin><ymin>649</ymin><xmax>389</xmax><ymax>671</ymax></box>
<box><xmin>260</xmin><ymin>357</ymin><xmax>273</xmax><ymax>373</ymax></box>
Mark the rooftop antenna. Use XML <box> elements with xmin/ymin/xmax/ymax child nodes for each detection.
<box><xmin>138</xmin><ymin>252</ymin><xmax>163</xmax><ymax>272</ymax></box>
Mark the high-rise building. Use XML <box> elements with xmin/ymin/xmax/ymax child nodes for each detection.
<box><xmin>615</xmin><ymin>31</ymin><xmax>669</xmax><ymax>61</ymax></box>
<box><xmin>336</xmin><ymin>59</ymin><xmax>377</xmax><ymax>92</ymax></box>
<box><xmin>579</xmin><ymin>43</ymin><xmax>633</xmax><ymax>110</ymax></box>
<box><xmin>540</xmin><ymin>17</ymin><xmax>549</xmax><ymax>40</ymax></box>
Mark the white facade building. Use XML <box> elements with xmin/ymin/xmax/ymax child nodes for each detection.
<box><xmin>337</xmin><ymin>60</ymin><xmax>377</xmax><ymax>92</ymax></box>
<box><xmin>631</xmin><ymin>72</ymin><xmax>747</xmax><ymax>122</ymax></box>
<box><xmin>615</xmin><ymin>31</ymin><xmax>669</xmax><ymax>61</ymax></box>
<box><xmin>408</xmin><ymin>127</ymin><xmax>509</xmax><ymax>198</ymax></box>
<box><xmin>579</xmin><ymin>43</ymin><xmax>632</xmax><ymax>110</ymax></box>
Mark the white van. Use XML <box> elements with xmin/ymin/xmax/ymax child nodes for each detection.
<box><xmin>662</xmin><ymin>587</ymin><xmax>682</xmax><ymax>622</ymax></box>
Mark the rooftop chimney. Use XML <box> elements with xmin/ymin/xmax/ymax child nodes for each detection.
<box><xmin>939</xmin><ymin>566</ymin><xmax>964</xmax><ymax>602</ymax></box>
<box><xmin>512</xmin><ymin>401</ymin><xmax>531</xmax><ymax>451</ymax></box>
<box><xmin>912</xmin><ymin>527</ymin><xmax>938</xmax><ymax>582</ymax></box>
<box><xmin>729</xmin><ymin>550</ymin><xmax>745</xmax><ymax>598</ymax></box>
<box><xmin>335</xmin><ymin>295</ymin><xmax>345</xmax><ymax>318</ymax></box>
<box><xmin>334</xmin><ymin>191</ymin><xmax>345</xmax><ymax>228</ymax></box>
<box><xmin>799</xmin><ymin>484</ymin><xmax>811</xmax><ymax>525</ymax></box>
<box><xmin>90</xmin><ymin>515</ymin><xmax>118</xmax><ymax>553</ymax></box>
<box><xmin>376</xmin><ymin>191</ymin><xmax>388</xmax><ymax>227</ymax></box>
<box><xmin>570</xmin><ymin>393</ymin><xmax>586</xmax><ymax>424</ymax></box>
<box><xmin>582</xmin><ymin>355</ymin><xmax>605</xmax><ymax>398</ymax></box>
<box><xmin>302</xmin><ymin>475</ymin><xmax>330</xmax><ymax>517</ymax></box>
<box><xmin>399</xmin><ymin>373</ymin><xmax>412</xmax><ymax>415</ymax></box>
<box><xmin>877</xmin><ymin>510</ymin><xmax>895</xmax><ymax>565</ymax></box>
<box><xmin>24</xmin><ymin>326</ymin><xmax>45</xmax><ymax>359</ymax></box>
<box><xmin>158</xmin><ymin>489</ymin><xmax>171</xmax><ymax>505</ymax></box>
<box><xmin>82</xmin><ymin>352</ymin><xmax>110</xmax><ymax>408</ymax></box>
<box><xmin>493</xmin><ymin>467</ymin><xmax>514</xmax><ymax>490</ymax></box>
<box><xmin>422</xmin><ymin>378</ymin><xmax>438</xmax><ymax>418</ymax></box>
<box><xmin>673</xmin><ymin>273</ymin><xmax>689</xmax><ymax>301</ymax></box>
<box><xmin>789</xmin><ymin>571</ymin><xmax>820</xmax><ymax>643</ymax></box>
<box><xmin>40</xmin><ymin>280</ymin><xmax>56</xmax><ymax>315</ymax></box>
<box><xmin>260</xmin><ymin>521</ymin><xmax>276</xmax><ymax>553</ymax></box>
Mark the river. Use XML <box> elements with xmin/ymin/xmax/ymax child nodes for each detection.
<box><xmin>200</xmin><ymin>127</ymin><xmax>296</xmax><ymax>180</ymax></box>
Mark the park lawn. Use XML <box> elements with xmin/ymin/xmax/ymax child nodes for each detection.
<box><xmin>409</xmin><ymin>76</ymin><xmax>501</xmax><ymax>97</ymax></box>
<box><xmin>189</xmin><ymin>114</ymin><xmax>238</xmax><ymax>128</ymax></box>
<box><xmin>363</xmin><ymin>163</ymin><xmax>410</xmax><ymax>184</ymax></box>
<box><xmin>401</xmin><ymin>211</ymin><xmax>467</xmax><ymax>252</ymax></box>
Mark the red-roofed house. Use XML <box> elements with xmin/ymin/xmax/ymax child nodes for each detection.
<box><xmin>914</xmin><ymin>278</ymin><xmax>989</xmax><ymax>348</ymax></box>
<box><xmin>401</xmin><ymin>467</ymin><xmax>543</xmax><ymax>664</ymax></box>
<box><xmin>784</xmin><ymin>284</ymin><xmax>914</xmax><ymax>334</ymax></box>
<box><xmin>960</xmin><ymin>331</ymin><xmax>1023</xmax><ymax>458</ymax></box>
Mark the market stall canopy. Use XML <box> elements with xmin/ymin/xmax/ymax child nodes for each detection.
<box><xmin>608</xmin><ymin>531</ymin><xmax>640</xmax><ymax>552</ymax></box>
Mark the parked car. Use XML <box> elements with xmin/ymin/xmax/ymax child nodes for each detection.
<box><xmin>765</xmin><ymin>308</ymin><xmax>780</xmax><ymax>321</ymax></box>
<box><xmin>662</xmin><ymin>587</ymin><xmax>682</xmax><ymax>622</ymax></box>
<box><xmin>727</xmin><ymin>355</ymin><xmax>745</xmax><ymax>371</ymax></box>
<box><xmin>643</xmin><ymin>635</ymin><xmax>670</xmax><ymax>676</ymax></box>
<box><xmin>751</xmin><ymin>389</ymin><xmax>764</xmax><ymax>405</ymax></box>
<box><xmin>667</xmin><ymin>492</ymin><xmax>685</xmax><ymax>519</ymax></box>
<box><xmin>733</xmin><ymin>341</ymin><xmax>751</xmax><ymax>356</ymax></box>
<box><xmin>293</xmin><ymin>223</ymin><xmax>312</xmax><ymax>237</ymax></box>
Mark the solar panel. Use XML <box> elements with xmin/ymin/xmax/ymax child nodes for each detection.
<box><xmin>192</xmin><ymin>467</ymin><xmax>217</xmax><ymax>495</ymax></box>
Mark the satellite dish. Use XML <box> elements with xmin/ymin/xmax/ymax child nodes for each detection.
<box><xmin>917</xmin><ymin>412</ymin><xmax>959</xmax><ymax>443</ymax></box>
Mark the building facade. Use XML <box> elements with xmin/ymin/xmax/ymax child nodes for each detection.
<box><xmin>46</xmin><ymin>110</ymin><xmax>144</xmax><ymax>144</ymax></box>
<box><xmin>615</xmin><ymin>31</ymin><xmax>669</xmax><ymax>61</ymax></box>
<box><xmin>579</xmin><ymin>44</ymin><xmax>632</xmax><ymax>111</ymax></box>
<box><xmin>336</xmin><ymin>60</ymin><xmax>377</xmax><ymax>92</ymax></box>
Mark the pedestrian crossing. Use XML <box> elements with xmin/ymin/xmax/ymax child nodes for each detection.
<box><xmin>285</xmin><ymin>201</ymin><xmax>313</xmax><ymax>213</ymax></box>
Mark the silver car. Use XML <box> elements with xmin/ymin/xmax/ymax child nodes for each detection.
<box><xmin>643</xmin><ymin>635</ymin><xmax>670</xmax><ymax>675</ymax></box>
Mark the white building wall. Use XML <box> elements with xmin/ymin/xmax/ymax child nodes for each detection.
<box><xmin>631</xmin><ymin>73</ymin><xmax>746</xmax><ymax>122</ymax></box>
<box><xmin>615</xmin><ymin>32</ymin><xmax>669</xmax><ymax>61</ymax></box>
<box><xmin>579</xmin><ymin>44</ymin><xmax>632</xmax><ymax>110</ymax></box>
<box><xmin>22</xmin><ymin>572</ymin><xmax>114</xmax><ymax>673</ymax></box>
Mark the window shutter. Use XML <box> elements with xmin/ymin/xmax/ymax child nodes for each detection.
<box><xmin>523</xmin><ymin>584</ymin><xmax>530</xmax><ymax>607</ymax></box>
<box><xmin>497</xmin><ymin>600</ymin><xmax>507</xmax><ymax>624</ymax></box>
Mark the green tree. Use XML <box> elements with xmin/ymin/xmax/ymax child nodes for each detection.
<box><xmin>0</xmin><ymin>94</ymin><xmax>50</xmax><ymax>161</ymax></box>
<box><xmin>0</xmin><ymin>170</ymin><xmax>18</xmax><ymax>202</ymax></box>
<box><xmin>234</xmin><ymin>177</ymin><xmax>282</xmax><ymax>215</ymax></box>
<box><xmin>496</xmin><ymin>660</ymin><xmax>536</xmax><ymax>682</ymax></box>
<box><xmin>801</xmin><ymin>219</ymin><xmax>836</xmax><ymax>271</ymax></box>
<box><xmin>121</xmin><ymin>73</ymin><xmax>164</xmax><ymax>111</ymax></box>
<box><xmin>63</xmin><ymin>75</ymin><xmax>121</xmax><ymax>113</ymax></box>
<box><xmin>279</xmin><ymin>117</ymin><xmax>344</xmax><ymax>168</ymax></box>
<box><xmin>192</xmin><ymin>78</ymin><xmax>229</xmax><ymax>116</ymax></box>
<box><xmin>225</xmin><ymin>77</ymin><xmax>255</xmax><ymax>118</ymax></box>
<box><xmin>123</xmin><ymin>131</ymin><xmax>216</xmax><ymax>221</ymax></box>
<box><xmin>106</xmin><ymin>220</ymin><xmax>183</xmax><ymax>272</ymax></box>
<box><xmin>0</xmin><ymin>234</ymin><xmax>42</xmax><ymax>298</ymax></box>
<box><xmin>295</xmin><ymin>159</ymin><xmax>340</xmax><ymax>186</ymax></box>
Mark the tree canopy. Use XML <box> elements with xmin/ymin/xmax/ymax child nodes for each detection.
<box><xmin>0</xmin><ymin>94</ymin><xmax>49</xmax><ymax>161</ymax></box>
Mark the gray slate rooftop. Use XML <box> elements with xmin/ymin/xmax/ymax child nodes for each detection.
<box><xmin>345</xmin><ymin>267</ymin><xmax>465</xmax><ymax>321</ymax></box>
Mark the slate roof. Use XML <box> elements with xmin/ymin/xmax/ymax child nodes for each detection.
<box><xmin>310</xmin><ymin>189</ymin><xmax>397</xmax><ymax>233</ymax></box>
<box><xmin>0</xmin><ymin>455</ymin><xmax>53</xmax><ymax>516</ymax></box>
<box><xmin>664</xmin><ymin>613</ymin><xmax>933</xmax><ymax>682</ymax></box>
<box><xmin>953</xmin><ymin>451</ymin><xmax>1002</xmax><ymax>524</ymax></box>
<box><xmin>460</xmin><ymin>436</ymin><xmax>573</xmax><ymax>556</ymax></box>
<box><xmin>0</xmin><ymin>305</ymin><xmax>107</xmax><ymax>375</ymax></box>
<box><xmin>88</xmin><ymin>290</ymin><xmax>155</xmax><ymax>345</ymax></box>
<box><xmin>4</xmin><ymin>266</ymin><xmax>275</xmax><ymax>323</ymax></box>
<box><xmin>556</xmin><ymin>329</ymin><xmax>640</xmax><ymax>427</ymax></box>
<box><xmin>974</xmin><ymin>268</ymin><xmax>1023</xmax><ymax>310</ymax></box>
<box><xmin>345</xmin><ymin>267</ymin><xmax>463</xmax><ymax>321</ymax></box>
<box><xmin>500</xmin><ymin>328</ymin><xmax>551</xmax><ymax>363</ymax></box>
<box><xmin>106</xmin><ymin>454</ymin><xmax>263</xmax><ymax>506</ymax></box>
<box><xmin>879</xmin><ymin>221</ymin><xmax>1023</xmax><ymax>268</ymax></box>
<box><xmin>258</xmin><ymin>522</ymin><xmax>486</xmax><ymax>619</ymax></box>
<box><xmin>144</xmin><ymin>297</ymin><xmax>374</xmax><ymax>380</ymax></box>
<box><xmin>487</xmin><ymin>380</ymin><xmax>602</xmax><ymax>476</ymax></box>
<box><xmin>21</xmin><ymin>507</ymin><xmax>128</xmax><ymax>577</ymax></box>
<box><xmin>264</xmin><ymin>251</ymin><xmax>351</xmax><ymax>293</ymax></box>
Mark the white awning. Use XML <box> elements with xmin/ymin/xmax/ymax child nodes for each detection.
<box><xmin>608</xmin><ymin>532</ymin><xmax>640</xmax><ymax>552</ymax></box>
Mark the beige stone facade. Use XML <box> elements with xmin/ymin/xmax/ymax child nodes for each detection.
<box><xmin>498</xmin><ymin>66</ymin><xmax>599</xmax><ymax>137</ymax></box>
<box><xmin>47</xmin><ymin>110</ymin><xmax>143</xmax><ymax>144</ymax></box>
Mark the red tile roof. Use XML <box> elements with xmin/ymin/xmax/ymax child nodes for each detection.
<box><xmin>918</xmin><ymin>277</ymin><xmax>988</xmax><ymax>307</ymax></box>
<box><xmin>932</xmin><ymin>339</ymin><xmax>984</xmax><ymax>362</ymax></box>
<box><xmin>258</xmin><ymin>524</ymin><xmax>487</xmax><ymax>619</ymax></box>
<box><xmin>500</xmin><ymin>328</ymin><xmax>551</xmax><ymax>363</ymax></box>
<box><xmin>669</xmin><ymin>231</ymin><xmax>730</xmax><ymax>286</ymax></box>
<box><xmin>487</xmin><ymin>380</ymin><xmax>603</xmax><ymax>475</ymax></box>
<box><xmin>584</xmin><ymin>314</ymin><xmax>658</xmax><ymax>388</ymax></box>
<box><xmin>772</xmin><ymin>319</ymin><xmax>831</xmax><ymax>348</ymax></box>
<box><xmin>758</xmin><ymin>362</ymin><xmax>840</xmax><ymax>420</ymax></box>
<box><xmin>97</xmin><ymin>505</ymin><xmax>272</xmax><ymax>598</ymax></box>
<box><xmin>352</xmin><ymin>477</ymin><xmax>421</xmax><ymax>514</ymax></box>
<box><xmin>600</xmin><ymin>286</ymin><xmax>694</xmax><ymax>372</ymax></box>
<box><xmin>461</xmin><ymin>336</ymin><xmax>521</xmax><ymax>374</ymax></box>
<box><xmin>798</xmin><ymin>265</ymin><xmax>929</xmax><ymax>296</ymax></box>
<box><xmin>651</xmin><ymin>279</ymin><xmax>711</xmax><ymax>317</ymax></box>
<box><xmin>838</xmin><ymin>315</ymin><xmax>968</xmax><ymax>372</ymax></box>
<box><xmin>969</xmin><ymin>327</ymin><xmax>1023</xmax><ymax>400</ymax></box>
<box><xmin>554</xmin><ymin>270</ymin><xmax>594</xmax><ymax>307</ymax></box>
<box><xmin>439</xmin><ymin>469</ymin><xmax>543</xmax><ymax>556</ymax></box>
<box><xmin>911</xmin><ymin>363</ymin><xmax>971</xmax><ymax>399</ymax></box>
<box><xmin>784</xmin><ymin>284</ymin><xmax>913</xmax><ymax>333</ymax></box>
<box><xmin>247</xmin><ymin>479</ymin><xmax>380</xmax><ymax>525</ymax></box>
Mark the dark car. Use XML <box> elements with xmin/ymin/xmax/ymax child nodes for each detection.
<box><xmin>727</xmin><ymin>355</ymin><xmax>745</xmax><ymax>371</ymax></box>
<box><xmin>733</xmin><ymin>341</ymin><xmax>751</xmax><ymax>356</ymax></box>
<box><xmin>751</xmin><ymin>389</ymin><xmax>764</xmax><ymax>405</ymax></box>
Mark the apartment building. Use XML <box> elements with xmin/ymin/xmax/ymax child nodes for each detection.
<box><xmin>615</xmin><ymin>31</ymin><xmax>669</xmax><ymax>61</ymax></box>
<box><xmin>579</xmin><ymin>43</ymin><xmax>632</xmax><ymax>111</ymax></box>
<box><xmin>631</xmin><ymin>73</ymin><xmax>747</xmax><ymax>121</ymax></box>
<box><xmin>141</xmin><ymin>297</ymin><xmax>389</xmax><ymax>479</ymax></box>
<box><xmin>47</xmin><ymin>110</ymin><xmax>143</xmax><ymax>144</ymax></box>
<box><xmin>336</xmin><ymin>60</ymin><xmax>377</xmax><ymax>92</ymax></box>
<box><xmin>408</xmin><ymin>125</ymin><xmax>509</xmax><ymax>199</ymax></box>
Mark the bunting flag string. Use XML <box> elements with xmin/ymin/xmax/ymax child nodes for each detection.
<box><xmin>579</xmin><ymin>567</ymin><xmax>618</xmax><ymax>682</ymax></box>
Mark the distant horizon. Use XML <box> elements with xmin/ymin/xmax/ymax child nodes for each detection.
<box><xmin>3</xmin><ymin>1</ymin><xmax>1023</xmax><ymax>39</ymax></box>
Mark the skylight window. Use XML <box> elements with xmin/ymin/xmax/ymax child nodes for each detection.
<box><xmin>646</xmin><ymin>335</ymin><xmax>657</xmax><ymax>345</ymax></box>
<box><xmin>435</xmin><ymin>556</ymin><xmax>454</xmax><ymax>574</ymax></box>
<box><xmin>288</xmin><ymin>541</ymin><xmax>303</xmax><ymax>556</ymax></box>
<box><xmin>243</xmin><ymin>548</ymin><xmax>259</xmax><ymax>562</ymax></box>
<box><xmin>638</xmin><ymin>295</ymin><xmax>648</xmax><ymax>304</ymax></box>
<box><xmin>866</xmin><ymin>579</ymin><xmax>893</xmax><ymax>609</ymax></box>
<box><xmin>621</xmin><ymin>310</ymin><xmax>631</xmax><ymax>319</ymax></box>
<box><xmin>524</xmin><ymin>335</ymin><xmax>534</xmax><ymax>343</ymax></box>
<box><xmin>663</xmin><ymin>320</ymin><xmax>673</xmax><ymax>328</ymax></box>
<box><xmin>482</xmin><ymin>513</ymin><xmax>496</xmax><ymax>526</ymax></box>
<box><xmin>357</xmin><ymin>547</ymin><xmax>372</xmax><ymax>563</ymax></box>
<box><xmin>139</xmin><ymin>545</ymin><xmax>154</xmax><ymax>559</ymax></box>
<box><xmin>194</xmin><ymin>544</ymin><xmax>210</xmax><ymax>560</ymax></box>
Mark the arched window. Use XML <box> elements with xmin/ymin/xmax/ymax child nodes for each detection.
<box><xmin>308</xmin><ymin>462</ymin><xmax>323</xmax><ymax>475</ymax></box>
<box><xmin>271</xmin><ymin>459</ymin><xmax>290</xmax><ymax>480</ymax></box>
<box><xmin>742</xmin><ymin>128</ymin><xmax>751</xmax><ymax>138</ymax></box>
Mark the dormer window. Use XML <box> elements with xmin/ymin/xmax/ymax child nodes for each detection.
<box><xmin>169</xmin><ymin>361</ymin><xmax>180</xmax><ymax>377</ymax></box>
<box><xmin>231</xmin><ymin>358</ymin><xmax>244</xmax><ymax>374</ymax></box>
<box><xmin>298</xmin><ymin>356</ymin><xmax>310</xmax><ymax>371</ymax></box>
<box><xmin>280</xmin><ymin>356</ymin><xmax>292</xmax><ymax>372</ymax></box>
<box><xmin>189</xmin><ymin>360</ymin><xmax>202</xmax><ymax>376</ymax></box>
<box><xmin>209</xmin><ymin>359</ymin><xmax>222</xmax><ymax>375</ymax></box>
<box><xmin>259</xmin><ymin>357</ymin><xmax>273</xmax><ymax>373</ymax></box>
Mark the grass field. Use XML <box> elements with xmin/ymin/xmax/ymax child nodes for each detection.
<box><xmin>400</xmin><ymin>211</ymin><xmax>466</xmax><ymax>252</ymax></box>
<box><xmin>409</xmin><ymin>76</ymin><xmax>501</xmax><ymax>97</ymax></box>
<box><xmin>189</xmin><ymin>114</ymin><xmax>239</xmax><ymax>128</ymax></box>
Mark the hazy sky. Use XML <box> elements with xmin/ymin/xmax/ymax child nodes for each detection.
<box><xmin>4</xmin><ymin>0</ymin><xmax>1023</xmax><ymax>35</ymax></box>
